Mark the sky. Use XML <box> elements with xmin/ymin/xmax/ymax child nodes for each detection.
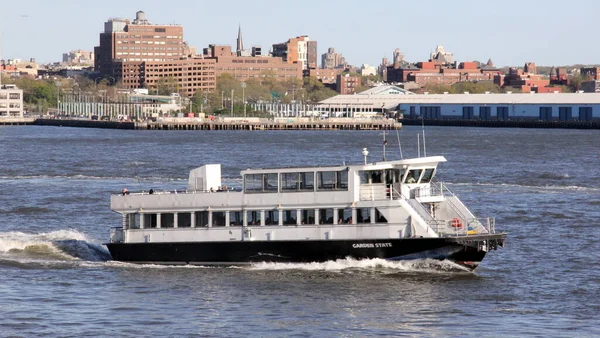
<box><xmin>1</xmin><ymin>0</ymin><xmax>598</xmax><ymax>67</ymax></box>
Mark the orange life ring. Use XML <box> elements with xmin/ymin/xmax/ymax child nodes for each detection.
<box><xmin>451</xmin><ymin>218</ymin><xmax>463</xmax><ymax>228</ymax></box>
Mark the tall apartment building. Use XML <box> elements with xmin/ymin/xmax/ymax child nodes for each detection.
<box><xmin>0</xmin><ymin>84</ymin><xmax>24</xmax><ymax>118</ymax></box>
<box><xmin>94</xmin><ymin>11</ymin><xmax>185</xmax><ymax>77</ymax></box>
<box><xmin>272</xmin><ymin>36</ymin><xmax>317</xmax><ymax>70</ymax></box>
<box><xmin>321</xmin><ymin>47</ymin><xmax>345</xmax><ymax>69</ymax></box>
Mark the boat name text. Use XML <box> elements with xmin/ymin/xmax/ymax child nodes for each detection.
<box><xmin>352</xmin><ymin>243</ymin><xmax>392</xmax><ymax>248</ymax></box>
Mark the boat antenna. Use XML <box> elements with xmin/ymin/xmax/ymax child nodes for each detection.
<box><xmin>417</xmin><ymin>133</ymin><xmax>421</xmax><ymax>158</ymax></box>
<box><xmin>381</xmin><ymin>130</ymin><xmax>388</xmax><ymax>161</ymax></box>
<box><xmin>362</xmin><ymin>148</ymin><xmax>369</xmax><ymax>165</ymax></box>
<box><xmin>395</xmin><ymin>128</ymin><xmax>404</xmax><ymax>159</ymax></box>
<box><xmin>421</xmin><ymin>115</ymin><xmax>427</xmax><ymax>157</ymax></box>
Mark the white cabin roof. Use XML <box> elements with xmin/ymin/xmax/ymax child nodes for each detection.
<box><xmin>240</xmin><ymin>156</ymin><xmax>447</xmax><ymax>175</ymax></box>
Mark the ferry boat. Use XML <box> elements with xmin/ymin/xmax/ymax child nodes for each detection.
<box><xmin>106</xmin><ymin>149</ymin><xmax>506</xmax><ymax>270</ymax></box>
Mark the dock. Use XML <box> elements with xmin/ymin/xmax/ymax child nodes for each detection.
<box><xmin>137</xmin><ymin>119</ymin><xmax>401</xmax><ymax>131</ymax></box>
<box><xmin>28</xmin><ymin>118</ymin><xmax>401</xmax><ymax>131</ymax></box>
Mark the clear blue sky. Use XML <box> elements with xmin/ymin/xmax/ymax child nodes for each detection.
<box><xmin>1</xmin><ymin>0</ymin><xmax>598</xmax><ymax>67</ymax></box>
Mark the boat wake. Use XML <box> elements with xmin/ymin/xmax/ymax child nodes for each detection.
<box><xmin>248</xmin><ymin>257</ymin><xmax>470</xmax><ymax>273</ymax></box>
<box><xmin>0</xmin><ymin>229</ymin><xmax>111</xmax><ymax>267</ymax></box>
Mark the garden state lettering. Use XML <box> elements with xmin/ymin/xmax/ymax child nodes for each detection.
<box><xmin>352</xmin><ymin>243</ymin><xmax>392</xmax><ymax>248</ymax></box>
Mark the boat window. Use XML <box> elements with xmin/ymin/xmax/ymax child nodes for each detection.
<box><xmin>143</xmin><ymin>213</ymin><xmax>158</xmax><ymax>228</ymax></box>
<box><xmin>161</xmin><ymin>213</ymin><xmax>175</xmax><ymax>228</ymax></box>
<box><xmin>128</xmin><ymin>213</ymin><xmax>140</xmax><ymax>229</ymax></box>
<box><xmin>212</xmin><ymin>211</ymin><xmax>226</xmax><ymax>227</ymax></box>
<box><xmin>385</xmin><ymin>169</ymin><xmax>404</xmax><ymax>184</ymax></box>
<box><xmin>356</xmin><ymin>208</ymin><xmax>371</xmax><ymax>224</ymax></box>
<box><xmin>281</xmin><ymin>172</ymin><xmax>315</xmax><ymax>191</ymax></box>
<box><xmin>317</xmin><ymin>170</ymin><xmax>348</xmax><ymax>190</ymax></box>
<box><xmin>405</xmin><ymin>169</ymin><xmax>422</xmax><ymax>184</ymax></box>
<box><xmin>195</xmin><ymin>211</ymin><xmax>209</xmax><ymax>227</ymax></box>
<box><xmin>337</xmin><ymin>170</ymin><xmax>348</xmax><ymax>189</ymax></box>
<box><xmin>245</xmin><ymin>174</ymin><xmax>262</xmax><ymax>192</ymax></box>
<box><xmin>178</xmin><ymin>213</ymin><xmax>192</xmax><ymax>228</ymax></box>
<box><xmin>359</xmin><ymin>170</ymin><xmax>383</xmax><ymax>184</ymax></box>
<box><xmin>375</xmin><ymin>209</ymin><xmax>388</xmax><ymax>223</ymax></box>
<box><xmin>244</xmin><ymin>173</ymin><xmax>278</xmax><ymax>193</ymax></box>
<box><xmin>230</xmin><ymin>211</ymin><xmax>243</xmax><ymax>226</ymax></box>
<box><xmin>301</xmin><ymin>209</ymin><xmax>315</xmax><ymax>225</ymax></box>
<box><xmin>299</xmin><ymin>172</ymin><xmax>314</xmax><ymax>191</ymax></box>
<box><xmin>421</xmin><ymin>168</ymin><xmax>435</xmax><ymax>183</ymax></box>
<box><xmin>265</xmin><ymin>210</ymin><xmax>279</xmax><ymax>225</ymax></box>
<box><xmin>319</xmin><ymin>209</ymin><xmax>334</xmax><ymax>224</ymax></box>
<box><xmin>337</xmin><ymin>208</ymin><xmax>352</xmax><ymax>224</ymax></box>
<box><xmin>247</xmin><ymin>210</ymin><xmax>261</xmax><ymax>225</ymax></box>
<box><xmin>265</xmin><ymin>173</ymin><xmax>278</xmax><ymax>192</ymax></box>
<box><xmin>282</xmin><ymin>210</ymin><xmax>296</xmax><ymax>225</ymax></box>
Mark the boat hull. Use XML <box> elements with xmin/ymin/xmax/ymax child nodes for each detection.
<box><xmin>106</xmin><ymin>234</ymin><xmax>505</xmax><ymax>271</ymax></box>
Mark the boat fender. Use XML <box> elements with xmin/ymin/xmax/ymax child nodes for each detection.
<box><xmin>451</xmin><ymin>218</ymin><xmax>463</xmax><ymax>228</ymax></box>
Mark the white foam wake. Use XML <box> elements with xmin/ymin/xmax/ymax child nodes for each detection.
<box><xmin>0</xmin><ymin>229</ymin><xmax>110</xmax><ymax>261</ymax></box>
<box><xmin>248</xmin><ymin>257</ymin><xmax>470</xmax><ymax>273</ymax></box>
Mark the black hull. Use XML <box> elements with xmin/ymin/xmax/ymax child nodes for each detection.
<box><xmin>106</xmin><ymin>234</ymin><xmax>506</xmax><ymax>271</ymax></box>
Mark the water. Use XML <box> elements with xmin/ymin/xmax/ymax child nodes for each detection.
<box><xmin>0</xmin><ymin>125</ymin><xmax>598</xmax><ymax>337</ymax></box>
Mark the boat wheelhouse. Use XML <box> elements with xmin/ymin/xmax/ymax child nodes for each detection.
<box><xmin>107</xmin><ymin>152</ymin><xmax>506</xmax><ymax>270</ymax></box>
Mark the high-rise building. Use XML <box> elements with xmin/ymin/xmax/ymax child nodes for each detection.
<box><xmin>321</xmin><ymin>47</ymin><xmax>345</xmax><ymax>69</ymax></box>
<box><xmin>94</xmin><ymin>11</ymin><xmax>185</xmax><ymax>77</ymax></box>
<box><xmin>272</xmin><ymin>36</ymin><xmax>317</xmax><ymax>70</ymax></box>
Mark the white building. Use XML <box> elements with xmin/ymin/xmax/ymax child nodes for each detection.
<box><xmin>318</xmin><ymin>89</ymin><xmax>600</xmax><ymax>121</ymax></box>
<box><xmin>360</xmin><ymin>64</ymin><xmax>377</xmax><ymax>76</ymax></box>
<box><xmin>0</xmin><ymin>84</ymin><xmax>24</xmax><ymax>118</ymax></box>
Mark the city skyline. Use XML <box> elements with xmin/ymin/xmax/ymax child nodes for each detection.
<box><xmin>1</xmin><ymin>0</ymin><xmax>599</xmax><ymax>67</ymax></box>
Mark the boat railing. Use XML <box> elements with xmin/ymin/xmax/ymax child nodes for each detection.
<box><xmin>433</xmin><ymin>217</ymin><xmax>497</xmax><ymax>237</ymax></box>
<box><xmin>114</xmin><ymin>187</ymin><xmax>241</xmax><ymax>197</ymax></box>
<box><xmin>359</xmin><ymin>184</ymin><xmax>387</xmax><ymax>201</ymax></box>
<box><xmin>414</xmin><ymin>182</ymin><xmax>445</xmax><ymax>199</ymax></box>
<box><xmin>110</xmin><ymin>227</ymin><xmax>124</xmax><ymax>243</ymax></box>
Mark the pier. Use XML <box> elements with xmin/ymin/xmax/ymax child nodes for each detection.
<box><xmin>137</xmin><ymin>118</ymin><xmax>401</xmax><ymax>131</ymax></box>
<box><xmin>30</xmin><ymin>118</ymin><xmax>401</xmax><ymax>131</ymax></box>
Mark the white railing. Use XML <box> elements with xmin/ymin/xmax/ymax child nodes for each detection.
<box><xmin>359</xmin><ymin>184</ymin><xmax>387</xmax><ymax>201</ymax></box>
<box><xmin>414</xmin><ymin>182</ymin><xmax>445</xmax><ymax>199</ymax></box>
<box><xmin>432</xmin><ymin>217</ymin><xmax>497</xmax><ymax>237</ymax></box>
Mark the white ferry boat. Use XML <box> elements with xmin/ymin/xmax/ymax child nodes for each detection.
<box><xmin>107</xmin><ymin>149</ymin><xmax>506</xmax><ymax>270</ymax></box>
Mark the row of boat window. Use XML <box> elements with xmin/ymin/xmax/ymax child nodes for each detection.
<box><xmin>126</xmin><ymin>207</ymin><xmax>387</xmax><ymax>229</ymax></box>
<box><xmin>244</xmin><ymin>170</ymin><xmax>348</xmax><ymax>193</ymax></box>
<box><xmin>243</xmin><ymin>168</ymin><xmax>436</xmax><ymax>193</ymax></box>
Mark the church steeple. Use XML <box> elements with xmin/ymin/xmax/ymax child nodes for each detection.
<box><xmin>236</xmin><ymin>24</ymin><xmax>244</xmax><ymax>56</ymax></box>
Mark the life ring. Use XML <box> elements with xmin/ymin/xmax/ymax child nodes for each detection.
<box><xmin>451</xmin><ymin>218</ymin><xmax>463</xmax><ymax>228</ymax></box>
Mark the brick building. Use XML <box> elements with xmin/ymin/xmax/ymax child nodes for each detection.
<box><xmin>94</xmin><ymin>11</ymin><xmax>186</xmax><ymax>77</ymax></box>
<box><xmin>336</xmin><ymin>74</ymin><xmax>362</xmax><ymax>95</ymax></box>
<box><xmin>581</xmin><ymin>67</ymin><xmax>600</xmax><ymax>81</ymax></box>
<box><xmin>304</xmin><ymin>68</ymin><xmax>343</xmax><ymax>84</ymax></box>
<box><xmin>204</xmin><ymin>45</ymin><xmax>302</xmax><ymax>82</ymax></box>
<box><xmin>272</xmin><ymin>36</ymin><xmax>317</xmax><ymax>70</ymax></box>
